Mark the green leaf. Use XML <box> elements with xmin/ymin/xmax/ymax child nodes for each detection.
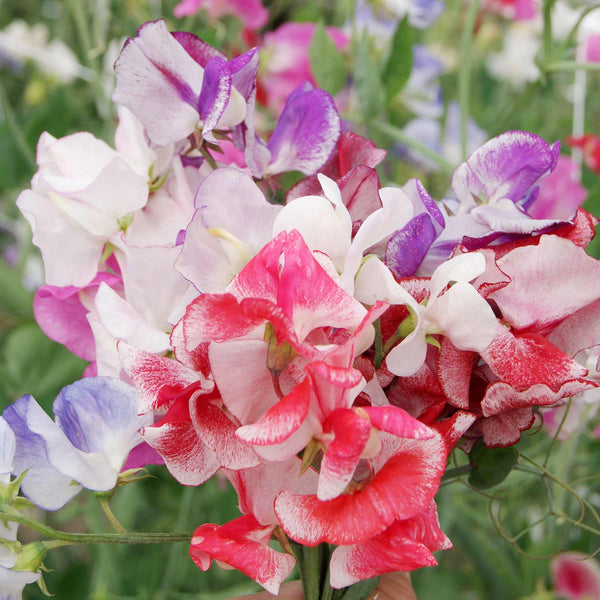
<box><xmin>334</xmin><ymin>576</ymin><xmax>379</xmax><ymax>600</ymax></box>
<box><xmin>0</xmin><ymin>323</ymin><xmax>86</xmax><ymax>408</ymax></box>
<box><xmin>468</xmin><ymin>441</ymin><xmax>519</xmax><ymax>490</ymax></box>
<box><xmin>309</xmin><ymin>22</ymin><xmax>347</xmax><ymax>97</ymax></box>
<box><xmin>382</xmin><ymin>16</ymin><xmax>414</xmax><ymax>103</ymax></box>
<box><xmin>353</xmin><ymin>34</ymin><xmax>385</xmax><ymax>118</ymax></box>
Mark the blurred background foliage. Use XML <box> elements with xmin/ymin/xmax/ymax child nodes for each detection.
<box><xmin>1</xmin><ymin>1</ymin><xmax>599</xmax><ymax>598</ymax></box>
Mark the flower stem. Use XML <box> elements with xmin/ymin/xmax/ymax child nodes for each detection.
<box><xmin>367</xmin><ymin>119</ymin><xmax>455</xmax><ymax>177</ymax></box>
<box><xmin>97</xmin><ymin>496</ymin><xmax>126</xmax><ymax>534</ymax></box>
<box><xmin>1</xmin><ymin>510</ymin><xmax>192</xmax><ymax>545</ymax></box>
<box><xmin>458</xmin><ymin>0</ymin><xmax>481</xmax><ymax>161</ymax></box>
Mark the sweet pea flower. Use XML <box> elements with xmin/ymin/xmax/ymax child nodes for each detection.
<box><xmin>427</xmin><ymin>131</ymin><xmax>566</xmax><ymax>268</ymax></box>
<box><xmin>176</xmin><ymin>168</ymin><xmax>282</xmax><ymax>293</ymax></box>
<box><xmin>259</xmin><ymin>23</ymin><xmax>348</xmax><ymax>110</ymax></box>
<box><xmin>355</xmin><ymin>252</ymin><xmax>498</xmax><ymax>376</ymax></box>
<box><xmin>0</xmin><ymin>419</ymin><xmax>42</xmax><ymax>600</ymax></box>
<box><xmin>353</xmin><ymin>0</ymin><xmax>444</xmax><ymax>35</ymax></box>
<box><xmin>244</xmin><ymin>82</ymin><xmax>341</xmax><ymax>177</ymax></box>
<box><xmin>273</xmin><ymin>174</ymin><xmax>414</xmax><ymax>293</ymax></box>
<box><xmin>113</xmin><ymin>20</ymin><xmax>257</xmax><ymax>147</ymax></box>
<box><xmin>16</xmin><ymin>131</ymin><xmax>148</xmax><ymax>287</ymax></box>
<box><xmin>2</xmin><ymin>378</ymin><xmax>152</xmax><ymax>510</ymax></box>
<box><xmin>173</xmin><ymin>0</ymin><xmax>268</xmax><ymax>30</ymax></box>
<box><xmin>551</xmin><ymin>552</ymin><xmax>600</xmax><ymax>600</ymax></box>
<box><xmin>528</xmin><ymin>154</ymin><xmax>587</xmax><ymax>220</ymax></box>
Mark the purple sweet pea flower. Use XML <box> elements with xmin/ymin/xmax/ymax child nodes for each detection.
<box><xmin>245</xmin><ymin>82</ymin><xmax>341</xmax><ymax>177</ymax></box>
<box><xmin>2</xmin><ymin>378</ymin><xmax>152</xmax><ymax>511</ymax></box>
<box><xmin>450</xmin><ymin>130</ymin><xmax>561</xmax><ymax>214</ymax></box>
<box><xmin>113</xmin><ymin>20</ymin><xmax>256</xmax><ymax>146</ymax></box>
<box><xmin>385</xmin><ymin>178</ymin><xmax>445</xmax><ymax>277</ymax></box>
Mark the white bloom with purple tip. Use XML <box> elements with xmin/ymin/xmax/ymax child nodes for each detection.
<box><xmin>113</xmin><ymin>20</ymin><xmax>255</xmax><ymax>146</ymax></box>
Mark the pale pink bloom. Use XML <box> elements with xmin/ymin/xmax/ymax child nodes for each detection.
<box><xmin>173</xmin><ymin>0</ymin><xmax>269</xmax><ymax>30</ymax></box>
<box><xmin>551</xmin><ymin>552</ymin><xmax>600</xmax><ymax>600</ymax></box>
<box><xmin>586</xmin><ymin>33</ymin><xmax>600</xmax><ymax>63</ymax></box>
<box><xmin>17</xmin><ymin>132</ymin><xmax>148</xmax><ymax>287</ymax></box>
<box><xmin>173</xmin><ymin>0</ymin><xmax>268</xmax><ymax>31</ymax></box>
<box><xmin>529</xmin><ymin>155</ymin><xmax>587</xmax><ymax>220</ymax></box>
<box><xmin>176</xmin><ymin>168</ymin><xmax>281</xmax><ymax>293</ymax></box>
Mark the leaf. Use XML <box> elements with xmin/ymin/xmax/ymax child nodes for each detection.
<box><xmin>382</xmin><ymin>17</ymin><xmax>414</xmax><ymax>103</ymax></box>
<box><xmin>0</xmin><ymin>323</ymin><xmax>86</xmax><ymax>408</ymax></box>
<box><xmin>334</xmin><ymin>576</ymin><xmax>379</xmax><ymax>600</ymax></box>
<box><xmin>468</xmin><ymin>441</ymin><xmax>519</xmax><ymax>490</ymax></box>
<box><xmin>309</xmin><ymin>22</ymin><xmax>347</xmax><ymax>97</ymax></box>
<box><xmin>353</xmin><ymin>34</ymin><xmax>385</xmax><ymax>118</ymax></box>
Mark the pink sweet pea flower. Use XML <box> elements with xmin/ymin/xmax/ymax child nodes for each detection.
<box><xmin>529</xmin><ymin>155</ymin><xmax>587</xmax><ymax>220</ymax></box>
<box><xmin>259</xmin><ymin>22</ymin><xmax>348</xmax><ymax>110</ymax></box>
<box><xmin>551</xmin><ymin>552</ymin><xmax>600</xmax><ymax>600</ymax></box>
<box><xmin>190</xmin><ymin>515</ymin><xmax>295</xmax><ymax>595</ymax></box>
<box><xmin>174</xmin><ymin>0</ymin><xmax>268</xmax><ymax>31</ymax></box>
<box><xmin>586</xmin><ymin>33</ymin><xmax>600</xmax><ymax>63</ymax></box>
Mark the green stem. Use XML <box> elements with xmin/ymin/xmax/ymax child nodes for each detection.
<box><xmin>1</xmin><ymin>511</ymin><xmax>192</xmax><ymax>545</ymax></box>
<box><xmin>199</xmin><ymin>144</ymin><xmax>218</xmax><ymax>170</ymax></box>
<box><xmin>543</xmin><ymin>398</ymin><xmax>571</xmax><ymax>469</ymax></box>
<box><xmin>458</xmin><ymin>0</ymin><xmax>481</xmax><ymax>161</ymax></box>
<box><xmin>556</xmin><ymin>5</ymin><xmax>600</xmax><ymax>60</ymax></box>
<box><xmin>0</xmin><ymin>79</ymin><xmax>35</xmax><ymax>169</ymax></box>
<box><xmin>367</xmin><ymin>120</ymin><xmax>455</xmax><ymax>177</ymax></box>
<box><xmin>542</xmin><ymin>0</ymin><xmax>554</xmax><ymax>67</ymax></box>
<box><xmin>373</xmin><ymin>319</ymin><xmax>384</xmax><ymax>370</ymax></box>
<box><xmin>155</xmin><ymin>487</ymin><xmax>195</xmax><ymax>600</ymax></box>
<box><xmin>544</xmin><ymin>61</ymin><xmax>600</xmax><ymax>73</ymax></box>
<box><xmin>441</xmin><ymin>465</ymin><xmax>473</xmax><ymax>480</ymax></box>
<box><xmin>97</xmin><ymin>496</ymin><xmax>126</xmax><ymax>534</ymax></box>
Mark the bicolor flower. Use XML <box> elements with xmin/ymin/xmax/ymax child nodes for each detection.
<box><xmin>113</xmin><ymin>20</ymin><xmax>257</xmax><ymax>146</ymax></box>
<box><xmin>2</xmin><ymin>378</ymin><xmax>152</xmax><ymax>510</ymax></box>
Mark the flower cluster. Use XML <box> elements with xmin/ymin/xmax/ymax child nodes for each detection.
<box><xmin>4</xmin><ymin>15</ymin><xmax>600</xmax><ymax>597</ymax></box>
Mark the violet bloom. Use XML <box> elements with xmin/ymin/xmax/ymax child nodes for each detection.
<box><xmin>245</xmin><ymin>82</ymin><xmax>341</xmax><ymax>177</ymax></box>
<box><xmin>354</xmin><ymin>0</ymin><xmax>444</xmax><ymax>34</ymax></box>
<box><xmin>2</xmin><ymin>378</ymin><xmax>152</xmax><ymax>510</ymax></box>
<box><xmin>427</xmin><ymin>131</ymin><xmax>569</xmax><ymax>270</ymax></box>
<box><xmin>113</xmin><ymin>20</ymin><xmax>257</xmax><ymax>146</ymax></box>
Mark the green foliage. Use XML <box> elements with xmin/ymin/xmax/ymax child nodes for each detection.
<box><xmin>353</xmin><ymin>34</ymin><xmax>385</xmax><ymax>119</ymax></box>
<box><xmin>0</xmin><ymin>323</ymin><xmax>87</xmax><ymax>409</ymax></box>
<box><xmin>309</xmin><ymin>22</ymin><xmax>347</xmax><ymax>97</ymax></box>
<box><xmin>382</xmin><ymin>17</ymin><xmax>413</xmax><ymax>104</ymax></box>
<box><xmin>468</xmin><ymin>441</ymin><xmax>520</xmax><ymax>490</ymax></box>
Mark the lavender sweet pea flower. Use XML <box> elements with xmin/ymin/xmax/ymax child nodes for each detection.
<box><xmin>3</xmin><ymin>378</ymin><xmax>152</xmax><ymax>511</ymax></box>
<box><xmin>424</xmin><ymin>131</ymin><xmax>569</xmax><ymax>270</ymax></box>
<box><xmin>245</xmin><ymin>82</ymin><xmax>341</xmax><ymax>177</ymax></box>
<box><xmin>385</xmin><ymin>178</ymin><xmax>445</xmax><ymax>277</ymax></box>
<box><xmin>0</xmin><ymin>567</ymin><xmax>41</xmax><ymax>600</ymax></box>
<box><xmin>113</xmin><ymin>20</ymin><xmax>255</xmax><ymax>146</ymax></box>
<box><xmin>354</xmin><ymin>0</ymin><xmax>444</xmax><ymax>34</ymax></box>
<box><xmin>450</xmin><ymin>130</ymin><xmax>561</xmax><ymax>213</ymax></box>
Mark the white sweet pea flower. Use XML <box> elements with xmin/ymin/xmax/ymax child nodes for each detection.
<box><xmin>272</xmin><ymin>174</ymin><xmax>413</xmax><ymax>294</ymax></box>
<box><xmin>355</xmin><ymin>253</ymin><xmax>498</xmax><ymax>376</ymax></box>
